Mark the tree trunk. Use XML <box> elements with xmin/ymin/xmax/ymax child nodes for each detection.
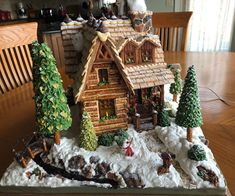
<box><xmin>173</xmin><ymin>94</ymin><xmax>177</xmax><ymax>102</ymax></box>
<box><xmin>187</xmin><ymin>127</ymin><xmax>193</xmax><ymax>142</ymax></box>
<box><xmin>54</xmin><ymin>131</ymin><xmax>61</xmax><ymax>145</ymax></box>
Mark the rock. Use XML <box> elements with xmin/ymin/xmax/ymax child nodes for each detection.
<box><xmin>199</xmin><ymin>136</ymin><xmax>209</xmax><ymax>146</ymax></box>
<box><xmin>107</xmin><ymin>172</ymin><xmax>127</xmax><ymax>188</ymax></box>
<box><xmin>121</xmin><ymin>171</ymin><xmax>144</xmax><ymax>188</ymax></box>
<box><xmin>68</xmin><ymin>155</ymin><xmax>86</xmax><ymax>170</ymax></box>
<box><xmin>158</xmin><ymin>166</ymin><xmax>169</xmax><ymax>175</ymax></box>
<box><xmin>89</xmin><ymin>156</ymin><xmax>100</xmax><ymax>164</ymax></box>
<box><xmin>161</xmin><ymin>152</ymin><xmax>173</xmax><ymax>168</ymax></box>
<box><xmin>96</xmin><ymin>162</ymin><xmax>110</xmax><ymax>176</ymax></box>
<box><xmin>82</xmin><ymin>165</ymin><xmax>93</xmax><ymax>178</ymax></box>
<box><xmin>58</xmin><ymin>159</ymin><xmax>65</xmax><ymax>169</ymax></box>
<box><xmin>41</xmin><ymin>154</ymin><xmax>51</xmax><ymax>164</ymax></box>
<box><xmin>197</xmin><ymin>165</ymin><xmax>219</xmax><ymax>187</ymax></box>
<box><xmin>157</xmin><ymin>152</ymin><xmax>173</xmax><ymax>175</ymax></box>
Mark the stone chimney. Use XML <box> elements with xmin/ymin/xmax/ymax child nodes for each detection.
<box><xmin>129</xmin><ymin>11</ymin><xmax>153</xmax><ymax>33</ymax></box>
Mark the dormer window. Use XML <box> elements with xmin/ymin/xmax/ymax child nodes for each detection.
<box><xmin>141</xmin><ymin>41</ymin><xmax>154</xmax><ymax>63</ymax></box>
<box><xmin>125</xmin><ymin>52</ymin><xmax>135</xmax><ymax>64</ymax></box>
<box><xmin>98</xmin><ymin>69</ymin><xmax>109</xmax><ymax>86</ymax></box>
<box><xmin>123</xmin><ymin>42</ymin><xmax>137</xmax><ymax>65</ymax></box>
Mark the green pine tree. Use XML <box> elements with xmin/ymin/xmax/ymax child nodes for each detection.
<box><xmin>31</xmin><ymin>41</ymin><xmax>72</xmax><ymax>144</ymax></box>
<box><xmin>175</xmin><ymin>65</ymin><xmax>202</xmax><ymax>142</ymax></box>
<box><xmin>158</xmin><ymin>107</ymin><xmax>170</xmax><ymax>127</ymax></box>
<box><xmin>79</xmin><ymin>111</ymin><xmax>98</xmax><ymax>151</ymax></box>
<box><xmin>170</xmin><ymin>69</ymin><xmax>182</xmax><ymax>102</ymax></box>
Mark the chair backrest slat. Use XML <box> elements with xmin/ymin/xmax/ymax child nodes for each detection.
<box><xmin>0</xmin><ymin>22</ymin><xmax>37</xmax><ymax>94</ymax></box>
<box><xmin>152</xmin><ymin>12</ymin><xmax>192</xmax><ymax>51</ymax></box>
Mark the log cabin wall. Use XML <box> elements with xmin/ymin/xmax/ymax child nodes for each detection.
<box><xmin>80</xmin><ymin>61</ymin><xmax>128</xmax><ymax>134</ymax></box>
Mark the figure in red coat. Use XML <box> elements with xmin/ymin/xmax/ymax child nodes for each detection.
<box><xmin>123</xmin><ymin>138</ymin><xmax>134</xmax><ymax>157</ymax></box>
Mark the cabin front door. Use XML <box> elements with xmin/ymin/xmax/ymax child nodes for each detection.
<box><xmin>134</xmin><ymin>88</ymin><xmax>153</xmax><ymax>118</ymax></box>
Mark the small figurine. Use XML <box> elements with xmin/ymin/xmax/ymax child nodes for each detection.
<box><xmin>122</xmin><ymin>138</ymin><xmax>134</xmax><ymax>157</ymax></box>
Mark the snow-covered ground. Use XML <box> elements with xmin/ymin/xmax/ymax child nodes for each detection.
<box><xmin>0</xmin><ymin>127</ymin><xmax>183</xmax><ymax>188</ymax></box>
<box><xmin>157</xmin><ymin>123</ymin><xmax>226</xmax><ymax>188</ymax></box>
<box><xmin>0</xmin><ymin>123</ymin><xmax>226</xmax><ymax>189</ymax></box>
<box><xmin>0</xmin><ymin>84</ymin><xmax>226</xmax><ymax>190</ymax></box>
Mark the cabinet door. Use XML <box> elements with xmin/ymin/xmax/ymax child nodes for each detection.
<box><xmin>43</xmin><ymin>32</ymin><xmax>65</xmax><ymax>68</ymax></box>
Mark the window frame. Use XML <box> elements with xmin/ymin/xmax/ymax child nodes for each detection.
<box><xmin>97</xmin><ymin>68</ymin><xmax>109</xmax><ymax>85</ymax></box>
<box><xmin>98</xmin><ymin>99</ymin><xmax>116</xmax><ymax>120</ymax></box>
<box><xmin>140</xmin><ymin>41</ymin><xmax>154</xmax><ymax>63</ymax></box>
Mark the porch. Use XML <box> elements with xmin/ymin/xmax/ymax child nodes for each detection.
<box><xmin>128</xmin><ymin>85</ymin><xmax>165</xmax><ymax>130</ymax></box>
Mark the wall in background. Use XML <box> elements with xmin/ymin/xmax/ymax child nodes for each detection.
<box><xmin>0</xmin><ymin>0</ymin><xmax>175</xmax><ymax>19</ymax></box>
<box><xmin>231</xmin><ymin>20</ymin><xmax>235</xmax><ymax>51</ymax></box>
<box><xmin>0</xmin><ymin>0</ymin><xmax>93</xmax><ymax>19</ymax></box>
<box><xmin>146</xmin><ymin>0</ymin><xmax>174</xmax><ymax>12</ymax></box>
<box><xmin>1</xmin><ymin>0</ymin><xmax>234</xmax><ymax>51</ymax></box>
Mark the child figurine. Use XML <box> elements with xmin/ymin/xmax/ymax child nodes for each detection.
<box><xmin>122</xmin><ymin>138</ymin><xmax>134</xmax><ymax>157</ymax></box>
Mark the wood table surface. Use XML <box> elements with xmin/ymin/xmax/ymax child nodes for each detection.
<box><xmin>0</xmin><ymin>52</ymin><xmax>234</xmax><ymax>195</ymax></box>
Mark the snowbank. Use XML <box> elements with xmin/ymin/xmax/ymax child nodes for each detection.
<box><xmin>156</xmin><ymin>123</ymin><xmax>226</xmax><ymax>188</ymax></box>
<box><xmin>0</xmin><ymin>127</ymin><xmax>183</xmax><ymax>188</ymax></box>
<box><xmin>48</xmin><ymin>126</ymin><xmax>183</xmax><ymax>188</ymax></box>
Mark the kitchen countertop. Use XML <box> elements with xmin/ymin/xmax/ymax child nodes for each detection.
<box><xmin>0</xmin><ymin>18</ymin><xmax>61</xmax><ymax>34</ymax></box>
<box><xmin>40</xmin><ymin>21</ymin><xmax>61</xmax><ymax>34</ymax></box>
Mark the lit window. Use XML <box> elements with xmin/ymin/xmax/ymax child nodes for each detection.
<box><xmin>141</xmin><ymin>42</ymin><xmax>153</xmax><ymax>63</ymax></box>
<box><xmin>99</xmin><ymin>99</ymin><xmax>116</xmax><ymax>120</ymax></box>
<box><xmin>123</xmin><ymin>43</ymin><xmax>136</xmax><ymax>64</ymax></box>
<box><xmin>98</xmin><ymin>69</ymin><xmax>108</xmax><ymax>86</ymax></box>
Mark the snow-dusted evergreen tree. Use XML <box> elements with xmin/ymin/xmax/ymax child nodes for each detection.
<box><xmin>32</xmin><ymin>41</ymin><xmax>72</xmax><ymax>145</ymax></box>
<box><xmin>170</xmin><ymin>69</ymin><xmax>182</xmax><ymax>102</ymax></box>
<box><xmin>175</xmin><ymin>65</ymin><xmax>202</xmax><ymax>142</ymax></box>
<box><xmin>158</xmin><ymin>107</ymin><xmax>170</xmax><ymax>127</ymax></box>
<box><xmin>79</xmin><ymin>111</ymin><xmax>97</xmax><ymax>151</ymax></box>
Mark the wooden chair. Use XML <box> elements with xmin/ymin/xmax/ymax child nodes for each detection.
<box><xmin>152</xmin><ymin>12</ymin><xmax>192</xmax><ymax>51</ymax></box>
<box><xmin>0</xmin><ymin>22</ymin><xmax>38</xmax><ymax>94</ymax></box>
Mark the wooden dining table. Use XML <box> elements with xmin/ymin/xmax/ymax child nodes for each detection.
<box><xmin>0</xmin><ymin>51</ymin><xmax>234</xmax><ymax>196</ymax></box>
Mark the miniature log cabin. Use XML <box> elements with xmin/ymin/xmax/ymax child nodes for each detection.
<box><xmin>61</xmin><ymin>11</ymin><xmax>174</xmax><ymax>134</ymax></box>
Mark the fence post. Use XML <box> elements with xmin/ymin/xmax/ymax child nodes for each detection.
<box><xmin>135</xmin><ymin>113</ymin><xmax>141</xmax><ymax>130</ymax></box>
<box><xmin>42</xmin><ymin>138</ymin><xmax>48</xmax><ymax>152</ymax></box>
<box><xmin>152</xmin><ymin>110</ymin><xmax>158</xmax><ymax>126</ymax></box>
<box><xmin>20</xmin><ymin>156</ymin><xmax>27</xmax><ymax>168</ymax></box>
<box><xmin>27</xmin><ymin>147</ymin><xmax>35</xmax><ymax>159</ymax></box>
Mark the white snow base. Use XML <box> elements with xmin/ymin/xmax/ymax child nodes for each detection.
<box><xmin>0</xmin><ymin>85</ymin><xmax>226</xmax><ymax>190</ymax></box>
<box><xmin>0</xmin><ymin>127</ymin><xmax>183</xmax><ymax>188</ymax></box>
<box><xmin>157</xmin><ymin>123</ymin><xmax>226</xmax><ymax>188</ymax></box>
<box><xmin>0</xmin><ymin>124</ymin><xmax>226</xmax><ymax>189</ymax></box>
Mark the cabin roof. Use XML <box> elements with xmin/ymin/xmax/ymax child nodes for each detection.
<box><xmin>73</xmin><ymin>31</ymin><xmax>174</xmax><ymax>103</ymax></box>
<box><xmin>61</xmin><ymin>19</ymin><xmax>174</xmax><ymax>103</ymax></box>
<box><xmin>126</xmin><ymin>64</ymin><xmax>174</xmax><ymax>89</ymax></box>
<box><xmin>102</xmin><ymin>19</ymin><xmax>140</xmax><ymax>42</ymax></box>
<box><xmin>73</xmin><ymin>35</ymin><xmax>135</xmax><ymax>103</ymax></box>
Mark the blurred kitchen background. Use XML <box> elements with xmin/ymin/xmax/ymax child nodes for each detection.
<box><xmin>0</xmin><ymin>0</ymin><xmax>234</xmax><ymax>52</ymax></box>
